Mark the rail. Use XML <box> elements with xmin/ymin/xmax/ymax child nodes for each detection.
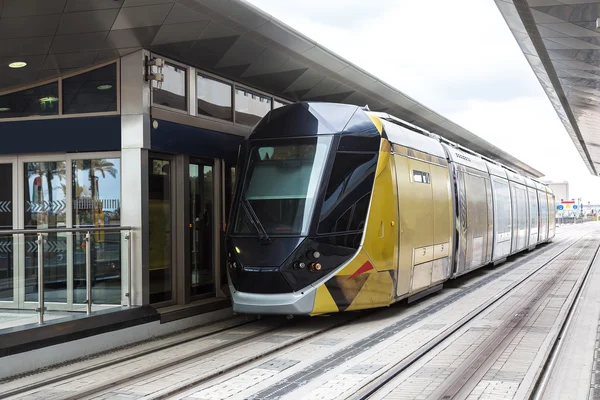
<box><xmin>0</xmin><ymin>226</ymin><xmax>134</xmax><ymax>324</ymax></box>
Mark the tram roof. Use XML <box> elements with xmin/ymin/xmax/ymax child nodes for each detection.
<box><xmin>0</xmin><ymin>0</ymin><xmax>542</xmax><ymax>177</ymax></box>
<box><xmin>496</xmin><ymin>1</ymin><xmax>600</xmax><ymax>177</ymax></box>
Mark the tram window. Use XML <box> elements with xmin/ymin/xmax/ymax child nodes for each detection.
<box><xmin>413</xmin><ymin>170</ymin><xmax>430</xmax><ymax>184</ymax></box>
<box><xmin>234</xmin><ymin>137</ymin><xmax>331</xmax><ymax>235</ymax></box>
<box><xmin>318</xmin><ymin>152</ymin><xmax>377</xmax><ymax>234</ymax></box>
<box><xmin>348</xmin><ymin>192</ymin><xmax>371</xmax><ymax>231</ymax></box>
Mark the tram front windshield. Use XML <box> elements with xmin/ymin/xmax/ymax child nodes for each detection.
<box><xmin>233</xmin><ymin>136</ymin><xmax>332</xmax><ymax>236</ymax></box>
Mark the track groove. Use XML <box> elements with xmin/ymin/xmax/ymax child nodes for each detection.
<box><xmin>348</xmin><ymin>233</ymin><xmax>598</xmax><ymax>400</ymax></box>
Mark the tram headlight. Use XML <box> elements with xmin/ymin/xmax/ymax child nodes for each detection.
<box><xmin>294</xmin><ymin>261</ymin><xmax>307</xmax><ymax>269</ymax></box>
<box><xmin>308</xmin><ymin>262</ymin><xmax>322</xmax><ymax>272</ymax></box>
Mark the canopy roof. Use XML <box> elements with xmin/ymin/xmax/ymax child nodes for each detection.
<box><xmin>0</xmin><ymin>0</ymin><xmax>543</xmax><ymax>177</ymax></box>
<box><xmin>497</xmin><ymin>0</ymin><xmax>600</xmax><ymax>176</ymax></box>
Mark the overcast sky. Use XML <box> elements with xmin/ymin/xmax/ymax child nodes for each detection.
<box><xmin>247</xmin><ymin>0</ymin><xmax>600</xmax><ymax>204</ymax></box>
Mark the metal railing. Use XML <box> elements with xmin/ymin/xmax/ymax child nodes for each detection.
<box><xmin>0</xmin><ymin>226</ymin><xmax>133</xmax><ymax>324</ymax></box>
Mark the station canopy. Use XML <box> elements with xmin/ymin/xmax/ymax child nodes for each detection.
<box><xmin>497</xmin><ymin>0</ymin><xmax>600</xmax><ymax>176</ymax></box>
<box><xmin>0</xmin><ymin>0</ymin><xmax>542</xmax><ymax>177</ymax></box>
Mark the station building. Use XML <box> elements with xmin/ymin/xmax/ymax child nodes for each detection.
<box><xmin>0</xmin><ymin>0</ymin><xmax>543</xmax><ymax>372</ymax></box>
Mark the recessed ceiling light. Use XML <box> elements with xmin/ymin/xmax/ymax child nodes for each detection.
<box><xmin>96</xmin><ymin>84</ymin><xmax>113</xmax><ymax>90</ymax></box>
<box><xmin>8</xmin><ymin>61</ymin><xmax>27</xmax><ymax>68</ymax></box>
<box><xmin>0</xmin><ymin>107</ymin><xmax>10</xmax><ymax>112</ymax></box>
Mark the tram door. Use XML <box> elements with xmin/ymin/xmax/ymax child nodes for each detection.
<box><xmin>189</xmin><ymin>161</ymin><xmax>214</xmax><ymax>299</ymax></box>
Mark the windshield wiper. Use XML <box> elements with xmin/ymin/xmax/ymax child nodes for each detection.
<box><xmin>241</xmin><ymin>197</ymin><xmax>272</xmax><ymax>245</ymax></box>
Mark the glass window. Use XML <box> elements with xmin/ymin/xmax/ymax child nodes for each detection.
<box><xmin>413</xmin><ymin>170</ymin><xmax>430</xmax><ymax>184</ymax></box>
<box><xmin>72</xmin><ymin>158</ymin><xmax>121</xmax><ymax>305</ymax></box>
<box><xmin>234</xmin><ymin>137</ymin><xmax>332</xmax><ymax>235</ymax></box>
<box><xmin>274</xmin><ymin>100</ymin><xmax>287</xmax><ymax>109</ymax></box>
<box><xmin>529</xmin><ymin>188</ymin><xmax>538</xmax><ymax>230</ymax></box>
<box><xmin>23</xmin><ymin>161</ymin><xmax>67</xmax><ymax>303</ymax></box>
<box><xmin>235</xmin><ymin>88</ymin><xmax>271</xmax><ymax>126</ymax></box>
<box><xmin>63</xmin><ymin>64</ymin><xmax>117</xmax><ymax>114</ymax></box>
<box><xmin>149</xmin><ymin>158</ymin><xmax>172</xmax><ymax>303</ymax></box>
<box><xmin>152</xmin><ymin>63</ymin><xmax>186</xmax><ymax>111</ymax></box>
<box><xmin>0</xmin><ymin>82</ymin><xmax>59</xmax><ymax>119</ymax></box>
<box><xmin>318</xmin><ymin>152</ymin><xmax>378</xmax><ymax>234</ymax></box>
<box><xmin>493</xmin><ymin>180</ymin><xmax>511</xmax><ymax>236</ymax></box>
<box><xmin>197</xmin><ymin>74</ymin><xmax>232</xmax><ymax>121</ymax></box>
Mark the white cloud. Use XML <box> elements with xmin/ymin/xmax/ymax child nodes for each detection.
<box><xmin>247</xmin><ymin>0</ymin><xmax>600</xmax><ymax>202</ymax></box>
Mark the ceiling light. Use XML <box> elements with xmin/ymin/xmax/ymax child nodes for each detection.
<box><xmin>0</xmin><ymin>107</ymin><xmax>10</xmax><ymax>112</ymax></box>
<box><xmin>39</xmin><ymin>96</ymin><xmax>58</xmax><ymax>103</ymax></box>
<box><xmin>8</xmin><ymin>61</ymin><xmax>27</xmax><ymax>69</ymax></box>
<box><xmin>96</xmin><ymin>84</ymin><xmax>113</xmax><ymax>90</ymax></box>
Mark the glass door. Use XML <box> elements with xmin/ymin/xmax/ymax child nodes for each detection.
<box><xmin>189</xmin><ymin>161</ymin><xmax>214</xmax><ymax>299</ymax></box>
<box><xmin>149</xmin><ymin>157</ymin><xmax>174</xmax><ymax>305</ymax></box>
<box><xmin>0</xmin><ymin>162</ymin><xmax>15</xmax><ymax>306</ymax></box>
<box><xmin>0</xmin><ymin>153</ymin><xmax>122</xmax><ymax>313</ymax></box>
<box><xmin>22</xmin><ymin>160</ymin><xmax>68</xmax><ymax>306</ymax></box>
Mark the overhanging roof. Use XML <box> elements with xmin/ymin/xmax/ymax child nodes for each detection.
<box><xmin>496</xmin><ymin>0</ymin><xmax>600</xmax><ymax>176</ymax></box>
<box><xmin>0</xmin><ymin>0</ymin><xmax>542</xmax><ymax>177</ymax></box>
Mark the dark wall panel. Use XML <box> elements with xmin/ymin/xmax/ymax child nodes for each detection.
<box><xmin>0</xmin><ymin>116</ymin><xmax>121</xmax><ymax>154</ymax></box>
<box><xmin>151</xmin><ymin>119</ymin><xmax>244</xmax><ymax>162</ymax></box>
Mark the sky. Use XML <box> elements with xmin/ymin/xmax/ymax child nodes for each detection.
<box><xmin>246</xmin><ymin>0</ymin><xmax>600</xmax><ymax>204</ymax></box>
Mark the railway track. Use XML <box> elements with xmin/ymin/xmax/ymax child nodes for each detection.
<box><xmin>1</xmin><ymin>308</ymin><xmax>368</xmax><ymax>400</ymax></box>
<box><xmin>1</xmin><ymin>227</ymin><xmax>590</xmax><ymax>400</ymax></box>
<box><xmin>348</xmin><ymin>233</ymin><xmax>599</xmax><ymax>400</ymax></box>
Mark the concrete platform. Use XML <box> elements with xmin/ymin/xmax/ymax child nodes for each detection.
<box><xmin>2</xmin><ymin>223</ymin><xmax>599</xmax><ymax>399</ymax></box>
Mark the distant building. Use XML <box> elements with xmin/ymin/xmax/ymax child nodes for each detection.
<box><xmin>545</xmin><ymin>181</ymin><xmax>569</xmax><ymax>203</ymax></box>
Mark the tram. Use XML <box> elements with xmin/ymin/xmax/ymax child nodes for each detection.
<box><xmin>225</xmin><ymin>102</ymin><xmax>555</xmax><ymax>315</ymax></box>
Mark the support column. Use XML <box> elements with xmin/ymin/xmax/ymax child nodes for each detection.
<box><xmin>120</xmin><ymin>50</ymin><xmax>151</xmax><ymax>306</ymax></box>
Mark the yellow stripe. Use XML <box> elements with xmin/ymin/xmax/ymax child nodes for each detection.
<box><xmin>367</xmin><ymin>114</ymin><xmax>383</xmax><ymax>135</ymax></box>
<box><xmin>311</xmin><ymin>285</ymin><xmax>339</xmax><ymax>315</ymax></box>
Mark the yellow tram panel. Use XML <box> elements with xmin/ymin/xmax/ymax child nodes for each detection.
<box><xmin>361</xmin><ymin>139</ymin><xmax>398</xmax><ymax>273</ymax></box>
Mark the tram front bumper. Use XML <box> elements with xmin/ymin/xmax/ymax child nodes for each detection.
<box><xmin>229</xmin><ymin>284</ymin><xmax>317</xmax><ymax>315</ymax></box>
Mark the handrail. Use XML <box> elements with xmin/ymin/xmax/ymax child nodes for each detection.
<box><xmin>0</xmin><ymin>226</ymin><xmax>134</xmax><ymax>235</ymax></box>
<box><xmin>0</xmin><ymin>226</ymin><xmax>135</xmax><ymax>324</ymax></box>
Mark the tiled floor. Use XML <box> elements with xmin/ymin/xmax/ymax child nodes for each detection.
<box><xmin>4</xmin><ymin>223</ymin><xmax>600</xmax><ymax>400</ymax></box>
<box><xmin>0</xmin><ymin>310</ymin><xmax>74</xmax><ymax>330</ymax></box>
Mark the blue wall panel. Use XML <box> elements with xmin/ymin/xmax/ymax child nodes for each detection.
<box><xmin>151</xmin><ymin>119</ymin><xmax>244</xmax><ymax>163</ymax></box>
<box><xmin>0</xmin><ymin>116</ymin><xmax>121</xmax><ymax>154</ymax></box>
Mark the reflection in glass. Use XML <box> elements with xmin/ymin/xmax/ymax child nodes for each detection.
<box><xmin>152</xmin><ymin>63</ymin><xmax>187</xmax><ymax>111</ymax></box>
<box><xmin>63</xmin><ymin>63</ymin><xmax>117</xmax><ymax>114</ymax></box>
<box><xmin>24</xmin><ymin>161</ymin><xmax>67</xmax><ymax>302</ymax></box>
<box><xmin>197</xmin><ymin>74</ymin><xmax>232</xmax><ymax>121</ymax></box>
<box><xmin>72</xmin><ymin>158</ymin><xmax>121</xmax><ymax>305</ymax></box>
<box><xmin>190</xmin><ymin>163</ymin><xmax>214</xmax><ymax>298</ymax></box>
<box><xmin>0</xmin><ymin>164</ymin><xmax>13</xmax><ymax>302</ymax></box>
<box><xmin>235</xmin><ymin>88</ymin><xmax>271</xmax><ymax>126</ymax></box>
<box><xmin>222</xmin><ymin>165</ymin><xmax>236</xmax><ymax>287</ymax></box>
<box><xmin>149</xmin><ymin>158</ymin><xmax>172</xmax><ymax>303</ymax></box>
<box><xmin>224</xmin><ymin>165</ymin><xmax>236</xmax><ymax>226</ymax></box>
<box><xmin>0</xmin><ymin>82</ymin><xmax>59</xmax><ymax>119</ymax></box>
<box><xmin>318</xmin><ymin>152</ymin><xmax>378</xmax><ymax>234</ymax></box>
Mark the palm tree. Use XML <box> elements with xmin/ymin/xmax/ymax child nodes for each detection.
<box><xmin>86</xmin><ymin>159</ymin><xmax>118</xmax><ymax>201</ymax></box>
